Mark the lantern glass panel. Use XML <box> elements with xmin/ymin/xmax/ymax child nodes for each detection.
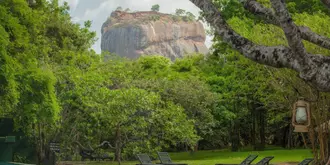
<box><xmin>295</xmin><ymin>106</ymin><xmax>307</xmax><ymax>124</ymax></box>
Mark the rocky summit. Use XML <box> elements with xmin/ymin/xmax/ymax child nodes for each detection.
<box><xmin>101</xmin><ymin>11</ymin><xmax>208</xmax><ymax>60</ymax></box>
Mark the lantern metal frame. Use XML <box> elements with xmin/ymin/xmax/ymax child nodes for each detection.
<box><xmin>292</xmin><ymin>98</ymin><xmax>311</xmax><ymax>132</ymax></box>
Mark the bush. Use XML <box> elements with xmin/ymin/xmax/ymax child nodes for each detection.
<box><xmin>149</xmin><ymin>15</ymin><xmax>161</xmax><ymax>21</ymax></box>
<box><xmin>175</xmin><ymin>9</ymin><xmax>186</xmax><ymax>16</ymax></box>
<box><xmin>171</xmin><ymin>15</ymin><xmax>181</xmax><ymax>22</ymax></box>
<box><xmin>151</xmin><ymin>4</ymin><xmax>160</xmax><ymax>12</ymax></box>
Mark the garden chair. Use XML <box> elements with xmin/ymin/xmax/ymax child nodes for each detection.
<box><xmin>157</xmin><ymin>152</ymin><xmax>188</xmax><ymax>165</ymax></box>
<box><xmin>298</xmin><ymin>158</ymin><xmax>313</xmax><ymax>165</ymax></box>
<box><xmin>215</xmin><ymin>154</ymin><xmax>258</xmax><ymax>165</ymax></box>
<box><xmin>79</xmin><ymin>149</ymin><xmax>96</xmax><ymax>161</ymax></box>
<box><xmin>255</xmin><ymin>156</ymin><xmax>274</xmax><ymax>165</ymax></box>
<box><xmin>136</xmin><ymin>154</ymin><xmax>159</xmax><ymax>165</ymax></box>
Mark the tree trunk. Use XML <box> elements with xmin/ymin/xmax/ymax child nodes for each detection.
<box><xmin>251</xmin><ymin>106</ymin><xmax>256</xmax><ymax>150</ymax></box>
<box><xmin>36</xmin><ymin>122</ymin><xmax>55</xmax><ymax>165</ymax></box>
<box><xmin>251</xmin><ymin>102</ymin><xmax>265</xmax><ymax>151</ymax></box>
<box><xmin>287</xmin><ymin>125</ymin><xmax>293</xmax><ymax>149</ymax></box>
<box><xmin>231</xmin><ymin>98</ymin><xmax>240</xmax><ymax>152</ymax></box>
<box><xmin>194</xmin><ymin>142</ymin><xmax>198</xmax><ymax>152</ymax></box>
<box><xmin>115</xmin><ymin>124</ymin><xmax>122</xmax><ymax>165</ymax></box>
<box><xmin>259</xmin><ymin>108</ymin><xmax>266</xmax><ymax>151</ymax></box>
<box><xmin>281</xmin><ymin>125</ymin><xmax>289</xmax><ymax>148</ymax></box>
<box><xmin>231</xmin><ymin>120</ymin><xmax>240</xmax><ymax>152</ymax></box>
<box><xmin>37</xmin><ymin>123</ymin><xmax>45</xmax><ymax>165</ymax></box>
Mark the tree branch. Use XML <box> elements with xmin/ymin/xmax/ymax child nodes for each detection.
<box><xmin>243</xmin><ymin>0</ymin><xmax>279</xmax><ymax>25</ymax></box>
<box><xmin>189</xmin><ymin>0</ymin><xmax>330</xmax><ymax>92</ymax></box>
<box><xmin>321</xmin><ymin>0</ymin><xmax>330</xmax><ymax>8</ymax></box>
<box><xmin>242</xmin><ymin>0</ymin><xmax>330</xmax><ymax>50</ymax></box>
<box><xmin>96</xmin><ymin>141</ymin><xmax>116</xmax><ymax>149</ymax></box>
<box><xmin>189</xmin><ymin>0</ymin><xmax>300</xmax><ymax>69</ymax></box>
<box><xmin>270</xmin><ymin>0</ymin><xmax>308</xmax><ymax>59</ymax></box>
<box><xmin>299</xmin><ymin>26</ymin><xmax>330</xmax><ymax>50</ymax></box>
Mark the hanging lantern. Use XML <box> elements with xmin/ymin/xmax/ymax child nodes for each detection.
<box><xmin>292</xmin><ymin>97</ymin><xmax>311</xmax><ymax>132</ymax></box>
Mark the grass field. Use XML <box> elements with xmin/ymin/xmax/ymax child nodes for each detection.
<box><xmin>60</xmin><ymin>147</ymin><xmax>313</xmax><ymax>165</ymax></box>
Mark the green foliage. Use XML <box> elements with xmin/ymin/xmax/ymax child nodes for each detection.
<box><xmin>173</xmin><ymin>9</ymin><xmax>196</xmax><ymax>22</ymax></box>
<box><xmin>185</xmin><ymin>12</ymin><xmax>196</xmax><ymax>21</ymax></box>
<box><xmin>130</xmin><ymin>56</ymin><xmax>218</xmax><ymax>139</ymax></box>
<box><xmin>133</xmin><ymin>55</ymin><xmax>171</xmax><ymax>78</ymax></box>
<box><xmin>175</xmin><ymin>9</ymin><xmax>186</xmax><ymax>16</ymax></box>
<box><xmin>55</xmin><ymin>55</ymin><xmax>201</xmax><ymax>159</ymax></box>
<box><xmin>149</xmin><ymin>15</ymin><xmax>161</xmax><ymax>21</ymax></box>
<box><xmin>171</xmin><ymin>15</ymin><xmax>181</xmax><ymax>22</ymax></box>
<box><xmin>0</xmin><ymin>0</ymin><xmax>98</xmax><ymax>163</ymax></box>
<box><xmin>286</xmin><ymin>0</ymin><xmax>330</xmax><ymax>14</ymax></box>
<box><xmin>212</xmin><ymin>0</ymin><xmax>251</xmax><ymax>20</ymax></box>
<box><xmin>293</xmin><ymin>12</ymin><xmax>330</xmax><ymax>55</ymax></box>
<box><xmin>151</xmin><ymin>4</ymin><xmax>160</xmax><ymax>12</ymax></box>
<box><xmin>207</xmin><ymin>0</ymin><xmax>330</xmax><ymax>152</ymax></box>
<box><xmin>3</xmin><ymin>0</ymin><xmax>328</xmax><ymax>162</ymax></box>
<box><xmin>0</xmin><ymin>0</ymin><xmax>71</xmax><ymax>130</ymax></box>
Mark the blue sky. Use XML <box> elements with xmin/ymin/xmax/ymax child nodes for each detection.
<box><xmin>59</xmin><ymin>0</ymin><xmax>212</xmax><ymax>54</ymax></box>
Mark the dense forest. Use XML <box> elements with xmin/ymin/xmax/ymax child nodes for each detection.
<box><xmin>1</xmin><ymin>0</ymin><xmax>330</xmax><ymax>164</ymax></box>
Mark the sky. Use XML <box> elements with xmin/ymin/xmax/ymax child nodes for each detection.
<box><xmin>59</xmin><ymin>0</ymin><xmax>213</xmax><ymax>54</ymax></box>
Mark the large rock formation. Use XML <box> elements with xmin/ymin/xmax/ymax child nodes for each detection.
<box><xmin>101</xmin><ymin>11</ymin><xmax>208</xmax><ymax>60</ymax></box>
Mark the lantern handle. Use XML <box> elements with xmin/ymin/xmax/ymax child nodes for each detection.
<box><xmin>292</xmin><ymin>103</ymin><xmax>297</xmax><ymax>127</ymax></box>
<box><xmin>306</xmin><ymin>101</ymin><xmax>311</xmax><ymax>127</ymax></box>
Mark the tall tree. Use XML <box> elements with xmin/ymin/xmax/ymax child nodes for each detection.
<box><xmin>175</xmin><ymin>8</ymin><xmax>186</xmax><ymax>16</ymax></box>
<box><xmin>0</xmin><ymin>0</ymin><xmax>97</xmax><ymax>163</ymax></box>
<box><xmin>151</xmin><ymin>4</ymin><xmax>160</xmax><ymax>12</ymax></box>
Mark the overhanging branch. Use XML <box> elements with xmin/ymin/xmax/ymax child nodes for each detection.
<box><xmin>243</xmin><ymin>0</ymin><xmax>279</xmax><ymax>25</ymax></box>
<box><xmin>189</xmin><ymin>0</ymin><xmax>300</xmax><ymax>70</ymax></box>
<box><xmin>299</xmin><ymin>26</ymin><xmax>330</xmax><ymax>50</ymax></box>
<box><xmin>270</xmin><ymin>0</ymin><xmax>308</xmax><ymax>65</ymax></box>
<box><xmin>242</xmin><ymin>0</ymin><xmax>330</xmax><ymax>50</ymax></box>
<box><xmin>189</xmin><ymin>0</ymin><xmax>330</xmax><ymax>92</ymax></box>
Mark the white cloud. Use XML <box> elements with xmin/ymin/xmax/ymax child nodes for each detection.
<box><xmin>82</xmin><ymin>1</ymin><xmax>112</xmax><ymax>21</ymax></box>
<box><xmin>81</xmin><ymin>0</ymin><xmax>201</xmax><ymax>20</ymax></box>
<box><xmin>71</xmin><ymin>16</ymin><xmax>81</xmax><ymax>23</ymax></box>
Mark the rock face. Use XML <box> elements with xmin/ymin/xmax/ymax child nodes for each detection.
<box><xmin>101</xmin><ymin>11</ymin><xmax>208</xmax><ymax>60</ymax></box>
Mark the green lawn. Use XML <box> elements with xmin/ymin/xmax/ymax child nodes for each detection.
<box><xmin>60</xmin><ymin>148</ymin><xmax>313</xmax><ymax>165</ymax></box>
